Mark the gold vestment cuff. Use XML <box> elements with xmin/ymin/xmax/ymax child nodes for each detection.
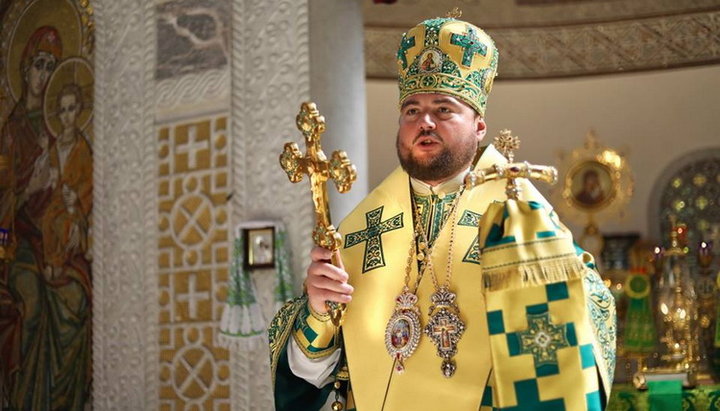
<box><xmin>292</xmin><ymin>301</ymin><xmax>339</xmax><ymax>359</ymax></box>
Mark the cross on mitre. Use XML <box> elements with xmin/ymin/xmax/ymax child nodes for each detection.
<box><xmin>446</xmin><ymin>7</ymin><xmax>462</xmax><ymax>18</ymax></box>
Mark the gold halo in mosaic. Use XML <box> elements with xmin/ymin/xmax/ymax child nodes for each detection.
<box><xmin>43</xmin><ymin>56</ymin><xmax>94</xmax><ymax>138</ymax></box>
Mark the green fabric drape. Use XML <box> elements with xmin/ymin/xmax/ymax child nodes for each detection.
<box><xmin>219</xmin><ymin>223</ymin><xmax>295</xmax><ymax>348</ymax></box>
<box><xmin>623</xmin><ymin>273</ymin><xmax>656</xmax><ymax>353</ymax></box>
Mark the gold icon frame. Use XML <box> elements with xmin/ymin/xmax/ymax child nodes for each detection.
<box><xmin>553</xmin><ymin>130</ymin><xmax>634</xmax><ymax>226</ymax></box>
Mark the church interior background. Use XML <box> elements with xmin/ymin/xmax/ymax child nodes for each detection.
<box><xmin>0</xmin><ymin>0</ymin><xmax>718</xmax><ymax>409</ymax></box>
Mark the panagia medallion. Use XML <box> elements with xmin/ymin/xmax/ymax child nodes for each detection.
<box><xmin>385</xmin><ymin>287</ymin><xmax>422</xmax><ymax>373</ymax></box>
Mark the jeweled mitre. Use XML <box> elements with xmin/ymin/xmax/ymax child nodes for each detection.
<box><xmin>396</xmin><ymin>16</ymin><xmax>499</xmax><ymax>116</ymax></box>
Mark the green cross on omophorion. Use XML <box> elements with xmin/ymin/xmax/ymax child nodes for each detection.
<box><xmin>450</xmin><ymin>26</ymin><xmax>487</xmax><ymax>67</ymax></box>
<box><xmin>397</xmin><ymin>35</ymin><xmax>416</xmax><ymax>69</ymax></box>
<box><xmin>344</xmin><ymin>206</ymin><xmax>403</xmax><ymax>273</ymax></box>
<box><xmin>458</xmin><ymin>210</ymin><xmax>481</xmax><ymax>265</ymax></box>
<box><xmin>516</xmin><ymin>311</ymin><xmax>571</xmax><ymax>367</ymax></box>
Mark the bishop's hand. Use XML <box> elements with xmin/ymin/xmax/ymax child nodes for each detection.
<box><xmin>306</xmin><ymin>246</ymin><xmax>353</xmax><ymax>314</ymax></box>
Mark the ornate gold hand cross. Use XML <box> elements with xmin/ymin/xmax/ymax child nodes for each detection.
<box><xmin>465</xmin><ymin>130</ymin><xmax>558</xmax><ymax>199</ymax></box>
<box><xmin>279</xmin><ymin>102</ymin><xmax>357</xmax><ymax>326</ymax></box>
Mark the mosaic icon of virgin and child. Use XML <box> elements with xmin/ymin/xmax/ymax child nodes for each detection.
<box><xmin>0</xmin><ymin>17</ymin><xmax>93</xmax><ymax>410</ymax></box>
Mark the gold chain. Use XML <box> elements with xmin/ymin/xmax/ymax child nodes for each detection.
<box><xmin>411</xmin><ymin>186</ymin><xmax>464</xmax><ymax>291</ymax></box>
<box><xmin>403</xmin><ymin>227</ymin><xmax>418</xmax><ymax>288</ymax></box>
<box><xmin>444</xmin><ymin>204</ymin><xmax>460</xmax><ymax>287</ymax></box>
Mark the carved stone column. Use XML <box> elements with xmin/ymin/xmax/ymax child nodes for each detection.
<box><xmin>94</xmin><ymin>0</ymin><xmax>158</xmax><ymax>408</ymax></box>
<box><xmin>230</xmin><ymin>0</ymin><xmax>313</xmax><ymax>409</ymax></box>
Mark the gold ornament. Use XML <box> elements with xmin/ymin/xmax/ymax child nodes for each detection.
<box><xmin>494</xmin><ymin>129</ymin><xmax>520</xmax><ymax>162</ymax></box>
<box><xmin>385</xmin><ymin>189</ymin><xmax>465</xmax><ymax>376</ymax></box>
<box><xmin>445</xmin><ymin>7</ymin><xmax>462</xmax><ymax>18</ymax></box>
<box><xmin>552</xmin><ymin>130</ymin><xmax>633</xmax><ymax>263</ymax></box>
<box><xmin>279</xmin><ymin>102</ymin><xmax>357</xmax><ymax>326</ymax></box>
<box><xmin>465</xmin><ymin>131</ymin><xmax>557</xmax><ymax>200</ymax></box>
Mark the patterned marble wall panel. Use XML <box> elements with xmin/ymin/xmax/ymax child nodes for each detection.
<box><xmin>230</xmin><ymin>0</ymin><xmax>312</xmax><ymax>409</ymax></box>
<box><xmin>156</xmin><ymin>0</ymin><xmax>231</xmax><ymax>80</ymax></box>
<box><xmin>365</xmin><ymin>10</ymin><xmax>720</xmax><ymax>79</ymax></box>
<box><xmin>158</xmin><ymin>115</ymin><xmax>231</xmax><ymax>411</ymax></box>
<box><xmin>155</xmin><ymin>68</ymin><xmax>230</xmax><ymax>121</ymax></box>
<box><xmin>94</xmin><ymin>0</ymin><xmax>158</xmax><ymax>408</ymax></box>
<box><xmin>155</xmin><ymin>0</ymin><xmax>231</xmax><ymax>121</ymax></box>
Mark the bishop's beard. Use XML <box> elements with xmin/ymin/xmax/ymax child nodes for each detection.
<box><xmin>396</xmin><ymin>130</ymin><xmax>478</xmax><ymax>183</ymax></box>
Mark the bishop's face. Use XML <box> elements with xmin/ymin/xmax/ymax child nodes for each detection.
<box><xmin>396</xmin><ymin>93</ymin><xmax>486</xmax><ymax>186</ymax></box>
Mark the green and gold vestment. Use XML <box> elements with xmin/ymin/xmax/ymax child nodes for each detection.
<box><xmin>269</xmin><ymin>145</ymin><xmax>616</xmax><ymax>410</ymax></box>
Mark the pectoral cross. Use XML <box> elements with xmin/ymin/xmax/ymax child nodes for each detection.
<box><xmin>432</xmin><ymin>317</ymin><xmax>458</xmax><ymax>351</ymax></box>
<box><xmin>280</xmin><ymin>102</ymin><xmax>357</xmax><ymax>325</ymax></box>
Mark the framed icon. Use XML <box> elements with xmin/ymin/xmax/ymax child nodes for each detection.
<box><xmin>244</xmin><ymin>226</ymin><xmax>275</xmax><ymax>269</ymax></box>
<box><xmin>418</xmin><ymin>48</ymin><xmax>442</xmax><ymax>73</ymax></box>
<box><xmin>568</xmin><ymin>160</ymin><xmax>616</xmax><ymax>211</ymax></box>
<box><xmin>552</xmin><ymin>131</ymin><xmax>634</xmax><ymax>248</ymax></box>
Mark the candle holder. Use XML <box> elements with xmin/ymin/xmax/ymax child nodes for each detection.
<box><xmin>652</xmin><ymin>246</ymin><xmax>664</xmax><ymax>276</ymax></box>
<box><xmin>635</xmin><ymin>217</ymin><xmax>699</xmax><ymax>389</ymax></box>
<box><xmin>698</xmin><ymin>241</ymin><xmax>714</xmax><ymax>272</ymax></box>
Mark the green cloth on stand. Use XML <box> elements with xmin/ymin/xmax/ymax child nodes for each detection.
<box><xmin>272</xmin><ymin>229</ymin><xmax>295</xmax><ymax>311</ymax></box>
<box><xmin>219</xmin><ymin>222</ymin><xmax>296</xmax><ymax>349</ymax></box>
<box><xmin>647</xmin><ymin>380</ymin><xmax>682</xmax><ymax>411</ymax></box>
<box><xmin>623</xmin><ymin>273</ymin><xmax>657</xmax><ymax>353</ymax></box>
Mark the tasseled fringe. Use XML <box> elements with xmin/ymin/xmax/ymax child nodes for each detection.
<box><xmin>218</xmin><ymin>302</ymin><xmax>267</xmax><ymax>350</ymax></box>
<box><xmin>483</xmin><ymin>256</ymin><xmax>587</xmax><ymax>292</ymax></box>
